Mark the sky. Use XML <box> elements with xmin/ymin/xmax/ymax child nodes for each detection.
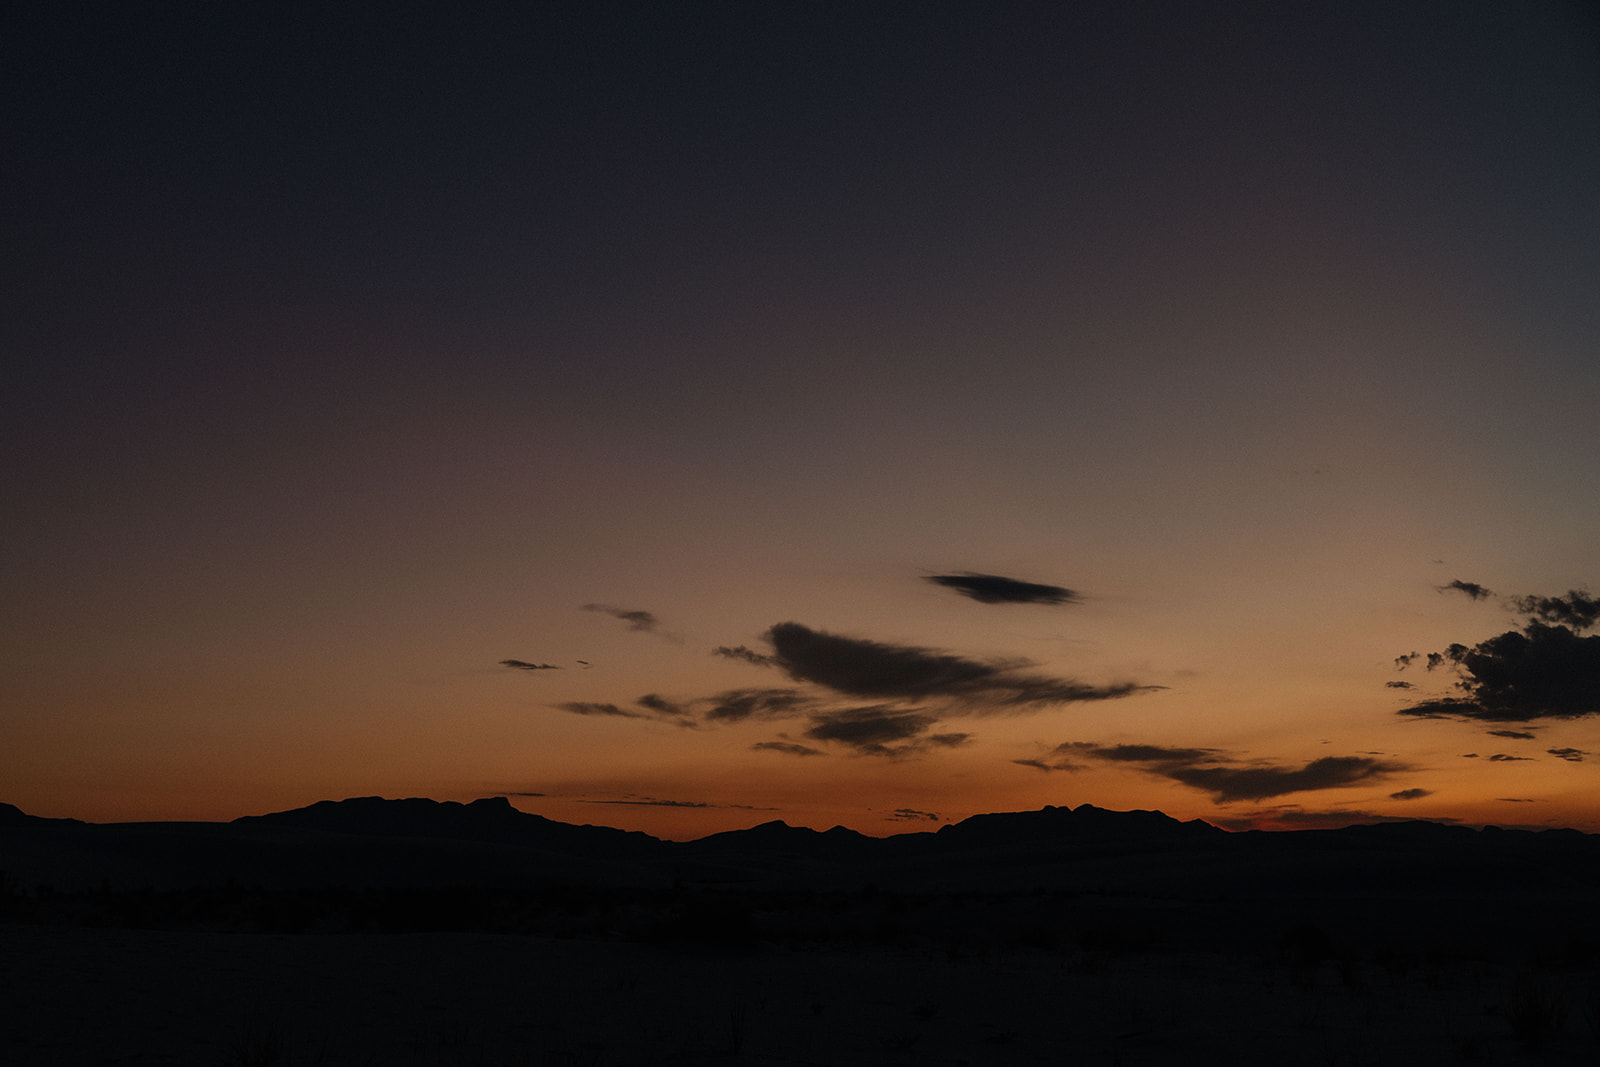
<box><xmin>5</xmin><ymin>1</ymin><xmax>1600</xmax><ymax>838</ymax></box>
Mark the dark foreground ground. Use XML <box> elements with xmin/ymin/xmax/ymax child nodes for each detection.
<box><xmin>7</xmin><ymin>800</ymin><xmax>1600</xmax><ymax>1064</ymax></box>
<box><xmin>6</xmin><ymin>883</ymin><xmax>1600</xmax><ymax>1066</ymax></box>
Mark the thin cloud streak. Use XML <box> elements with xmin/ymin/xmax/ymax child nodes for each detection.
<box><xmin>752</xmin><ymin>740</ymin><xmax>824</xmax><ymax>757</ymax></box>
<box><xmin>501</xmin><ymin>659</ymin><xmax>560</xmax><ymax>671</ymax></box>
<box><xmin>554</xmin><ymin>701</ymin><xmax>645</xmax><ymax>719</ymax></box>
<box><xmin>925</xmin><ymin>572</ymin><xmax>1078</xmax><ymax>606</ymax></box>
<box><xmin>582</xmin><ymin>604</ymin><xmax>663</xmax><ymax>633</ymax></box>
<box><xmin>1042</xmin><ymin>741</ymin><xmax>1404</xmax><ymax>803</ymax></box>
<box><xmin>712</xmin><ymin>645</ymin><xmax>776</xmax><ymax>667</ymax></box>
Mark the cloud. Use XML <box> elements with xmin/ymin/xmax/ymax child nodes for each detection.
<box><xmin>792</xmin><ymin>706</ymin><xmax>973</xmax><ymax>757</ymax></box>
<box><xmin>700</xmin><ymin>688</ymin><xmax>815</xmax><ymax>723</ymax></box>
<box><xmin>1058</xmin><ymin>742</ymin><xmax>1403</xmax><ymax>802</ymax></box>
<box><xmin>1395</xmin><ymin>652</ymin><xmax>1420</xmax><ymax>669</ymax></box>
<box><xmin>752</xmin><ymin>740</ymin><xmax>824</xmax><ymax>757</ymax></box>
<box><xmin>1389</xmin><ymin>788</ymin><xmax>1432</xmax><ymax>800</ymax></box>
<box><xmin>1441</xmin><ymin>579</ymin><xmax>1494</xmax><ymax>601</ymax></box>
<box><xmin>1163</xmin><ymin>757</ymin><xmax>1399</xmax><ymax>802</ymax></box>
<box><xmin>712</xmin><ymin>645</ymin><xmax>775</xmax><ymax>667</ymax></box>
<box><xmin>551</xmin><ymin>620</ymin><xmax>1153</xmax><ymax>760</ymax></box>
<box><xmin>1386</xmin><ymin>681</ymin><xmax>1415</xmax><ymax>689</ymax></box>
<box><xmin>1397</xmin><ymin>619</ymin><xmax>1600</xmax><ymax>722</ymax></box>
<box><xmin>1486</xmin><ymin>753</ymin><xmax>1533</xmax><ymax>762</ymax></box>
<box><xmin>888</xmin><ymin>808</ymin><xmax>941</xmax><ymax>821</ymax></box>
<box><xmin>1512</xmin><ymin>590</ymin><xmax>1600</xmax><ymax>630</ymax></box>
<box><xmin>558</xmin><ymin>693</ymin><xmax>703</xmax><ymax>724</ymax></box>
<box><xmin>501</xmin><ymin>659</ymin><xmax>560</xmax><ymax>671</ymax></box>
<box><xmin>925</xmin><ymin>572</ymin><xmax>1078</xmax><ymax>606</ymax></box>
<box><xmin>582</xmin><ymin>603</ymin><xmax>662</xmax><ymax>633</ymax></box>
<box><xmin>1487</xmin><ymin>729</ymin><xmax>1536</xmax><ymax>740</ymax></box>
<box><xmin>1548</xmin><ymin>747</ymin><xmax>1588</xmax><ymax>762</ymax></box>
<box><xmin>635</xmin><ymin>693</ymin><xmax>690</xmax><ymax>718</ymax></box>
<box><xmin>1010</xmin><ymin>750</ymin><xmax>1089</xmax><ymax>772</ymax></box>
<box><xmin>554</xmin><ymin>701</ymin><xmax>644</xmax><ymax>719</ymax></box>
<box><xmin>576</xmin><ymin>794</ymin><xmax>781</xmax><ymax>811</ymax></box>
<box><xmin>1057</xmin><ymin>741</ymin><xmax>1216</xmax><ymax>764</ymax></box>
<box><xmin>800</xmin><ymin>706</ymin><xmax>941</xmax><ymax>758</ymax></box>
<box><xmin>1206</xmin><ymin>807</ymin><xmax>1451</xmax><ymax>831</ymax></box>
<box><xmin>764</xmin><ymin>622</ymin><xmax>1153</xmax><ymax>709</ymax></box>
<box><xmin>804</xmin><ymin>706</ymin><xmax>934</xmax><ymax>747</ymax></box>
<box><xmin>580</xmin><ymin>796</ymin><xmax>709</xmax><ymax>808</ymax></box>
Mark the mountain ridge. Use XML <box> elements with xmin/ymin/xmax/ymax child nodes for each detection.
<box><xmin>6</xmin><ymin>796</ymin><xmax>1600</xmax><ymax>896</ymax></box>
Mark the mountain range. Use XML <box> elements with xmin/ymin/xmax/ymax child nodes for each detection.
<box><xmin>5</xmin><ymin>796</ymin><xmax>1597</xmax><ymax>904</ymax></box>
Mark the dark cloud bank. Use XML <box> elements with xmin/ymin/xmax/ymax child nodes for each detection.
<box><xmin>1397</xmin><ymin>589</ymin><xmax>1600</xmax><ymax>724</ymax></box>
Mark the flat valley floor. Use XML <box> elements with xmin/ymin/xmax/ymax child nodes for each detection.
<box><xmin>8</xmin><ymin>920</ymin><xmax>1600</xmax><ymax>1066</ymax></box>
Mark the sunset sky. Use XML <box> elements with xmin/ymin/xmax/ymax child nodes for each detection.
<box><xmin>5</xmin><ymin>2</ymin><xmax>1600</xmax><ymax>838</ymax></box>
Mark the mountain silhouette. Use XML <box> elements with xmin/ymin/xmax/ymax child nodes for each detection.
<box><xmin>5</xmin><ymin>797</ymin><xmax>1600</xmax><ymax>910</ymax></box>
<box><xmin>234</xmin><ymin>795</ymin><xmax>663</xmax><ymax>861</ymax></box>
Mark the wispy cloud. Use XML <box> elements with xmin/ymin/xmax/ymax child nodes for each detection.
<box><xmin>701</xmin><ymin>688</ymin><xmax>815</xmax><ymax>723</ymax></box>
<box><xmin>635</xmin><ymin>693</ymin><xmax>691</xmax><ymax>719</ymax></box>
<box><xmin>554</xmin><ymin>701</ymin><xmax>645</xmax><ymax>719</ymax></box>
<box><xmin>751</xmin><ymin>740</ymin><xmax>824</xmax><ymax>757</ymax></box>
<box><xmin>580</xmin><ymin>796</ymin><xmax>710</xmax><ymax>808</ymax></box>
<box><xmin>712</xmin><ymin>645</ymin><xmax>775</xmax><ymax>667</ymax></box>
<box><xmin>887</xmin><ymin>808</ymin><xmax>941</xmax><ymax>822</ymax></box>
<box><xmin>1389</xmin><ymin>788</ymin><xmax>1431</xmax><ymax>800</ymax></box>
<box><xmin>1163</xmin><ymin>757</ymin><xmax>1399</xmax><ymax>802</ymax></box>
<box><xmin>582</xmin><ymin>603</ymin><xmax>663</xmax><ymax>633</ymax></box>
<box><xmin>501</xmin><ymin>659</ymin><xmax>560</xmax><ymax>671</ymax></box>
<box><xmin>1548</xmin><ymin>747</ymin><xmax>1588</xmax><ymax>762</ymax></box>
<box><xmin>1208</xmin><ymin>807</ymin><xmax>1440</xmax><ymax>831</ymax></box>
<box><xmin>800</xmin><ymin>706</ymin><xmax>972</xmax><ymax>758</ymax></box>
<box><xmin>545</xmin><ymin>615</ymin><xmax>1162</xmax><ymax>759</ymax></box>
<box><xmin>765</xmin><ymin>622</ymin><xmax>1155</xmax><ymax>709</ymax></box>
<box><xmin>1440</xmin><ymin>579</ymin><xmax>1494</xmax><ymax>601</ymax></box>
<box><xmin>575</xmin><ymin>794</ymin><xmax>780</xmax><ymax>811</ymax></box>
<box><xmin>925</xmin><ymin>572</ymin><xmax>1078</xmax><ymax>606</ymax></box>
<box><xmin>1041</xmin><ymin>741</ymin><xmax>1403</xmax><ymax>803</ymax></box>
<box><xmin>1062</xmin><ymin>742</ymin><xmax>1216</xmax><ymax>764</ymax></box>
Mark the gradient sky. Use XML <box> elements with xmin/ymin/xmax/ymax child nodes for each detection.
<box><xmin>5</xmin><ymin>2</ymin><xmax>1600</xmax><ymax>838</ymax></box>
